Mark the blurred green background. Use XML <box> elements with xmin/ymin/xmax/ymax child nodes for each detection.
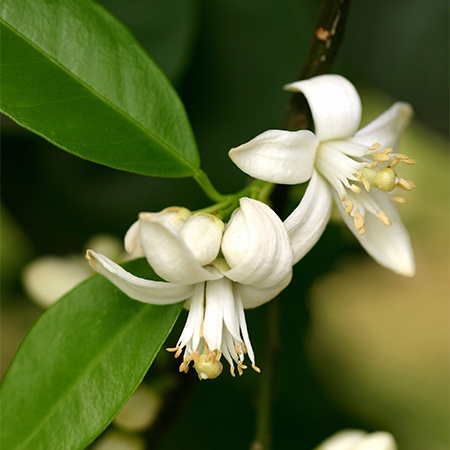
<box><xmin>1</xmin><ymin>1</ymin><xmax>448</xmax><ymax>449</ymax></box>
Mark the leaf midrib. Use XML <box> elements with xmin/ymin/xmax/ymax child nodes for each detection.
<box><xmin>0</xmin><ymin>18</ymin><xmax>199</xmax><ymax>175</ymax></box>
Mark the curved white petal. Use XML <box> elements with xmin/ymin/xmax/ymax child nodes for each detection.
<box><xmin>285</xmin><ymin>74</ymin><xmax>362</xmax><ymax>142</ymax></box>
<box><xmin>203</xmin><ymin>279</ymin><xmax>231</xmax><ymax>352</ymax></box>
<box><xmin>124</xmin><ymin>220</ymin><xmax>144</xmax><ymax>257</ymax></box>
<box><xmin>353</xmin><ymin>102</ymin><xmax>413</xmax><ymax>150</ymax></box>
<box><xmin>334</xmin><ymin>191</ymin><xmax>415</xmax><ymax>276</ymax></box>
<box><xmin>284</xmin><ymin>171</ymin><xmax>333</xmax><ymax>263</ymax></box>
<box><xmin>139</xmin><ymin>214</ymin><xmax>222</xmax><ymax>285</ymax></box>
<box><xmin>175</xmin><ymin>283</ymin><xmax>204</xmax><ymax>351</ymax></box>
<box><xmin>86</xmin><ymin>250</ymin><xmax>193</xmax><ymax>304</ymax></box>
<box><xmin>317</xmin><ymin>430</ymin><xmax>367</xmax><ymax>450</ymax></box>
<box><xmin>236</xmin><ymin>271</ymin><xmax>292</xmax><ymax>309</ymax></box>
<box><xmin>223</xmin><ymin>198</ymin><xmax>294</xmax><ymax>288</ymax></box>
<box><xmin>229</xmin><ymin>129</ymin><xmax>318</xmax><ymax>184</ymax></box>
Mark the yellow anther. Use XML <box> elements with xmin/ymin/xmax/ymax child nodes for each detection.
<box><xmin>350</xmin><ymin>184</ymin><xmax>362</xmax><ymax>194</ymax></box>
<box><xmin>369</xmin><ymin>142</ymin><xmax>381</xmax><ymax>150</ymax></box>
<box><xmin>373</xmin><ymin>152</ymin><xmax>391</xmax><ymax>163</ymax></box>
<box><xmin>341</xmin><ymin>194</ymin><xmax>347</xmax><ymax>202</ymax></box>
<box><xmin>345</xmin><ymin>200</ymin><xmax>354</xmax><ymax>216</ymax></box>
<box><xmin>391</xmin><ymin>195</ymin><xmax>406</xmax><ymax>204</ymax></box>
<box><xmin>361</xmin><ymin>176</ymin><xmax>371</xmax><ymax>192</ymax></box>
<box><xmin>395</xmin><ymin>153</ymin><xmax>409</xmax><ymax>160</ymax></box>
<box><xmin>380</xmin><ymin>147</ymin><xmax>393</xmax><ymax>155</ymax></box>
<box><xmin>397</xmin><ymin>178</ymin><xmax>414</xmax><ymax>191</ymax></box>
<box><xmin>252</xmin><ymin>364</ymin><xmax>261</xmax><ymax>373</ymax></box>
<box><xmin>367</xmin><ymin>161</ymin><xmax>379</xmax><ymax>169</ymax></box>
<box><xmin>167</xmin><ymin>346</ymin><xmax>183</xmax><ymax>359</ymax></box>
<box><xmin>402</xmin><ymin>158</ymin><xmax>417</xmax><ymax>165</ymax></box>
<box><xmin>353</xmin><ymin>211</ymin><xmax>365</xmax><ymax>234</ymax></box>
<box><xmin>388</xmin><ymin>158</ymin><xmax>400</xmax><ymax>168</ymax></box>
<box><xmin>376</xmin><ymin>210</ymin><xmax>391</xmax><ymax>226</ymax></box>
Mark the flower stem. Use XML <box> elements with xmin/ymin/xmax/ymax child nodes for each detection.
<box><xmin>250</xmin><ymin>299</ymin><xmax>280</xmax><ymax>450</ymax></box>
<box><xmin>193</xmin><ymin>169</ymin><xmax>228</xmax><ymax>202</ymax></box>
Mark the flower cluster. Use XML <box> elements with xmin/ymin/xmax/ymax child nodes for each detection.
<box><xmin>87</xmin><ymin>198</ymin><xmax>293</xmax><ymax>378</ymax></box>
<box><xmin>87</xmin><ymin>74</ymin><xmax>415</xmax><ymax>378</ymax></box>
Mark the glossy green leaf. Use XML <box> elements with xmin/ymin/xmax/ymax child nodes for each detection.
<box><xmin>0</xmin><ymin>0</ymin><xmax>200</xmax><ymax>177</ymax></box>
<box><xmin>0</xmin><ymin>259</ymin><xmax>183</xmax><ymax>450</ymax></box>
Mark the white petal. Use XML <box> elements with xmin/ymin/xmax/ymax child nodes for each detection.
<box><xmin>203</xmin><ymin>279</ymin><xmax>229</xmax><ymax>351</ymax></box>
<box><xmin>138</xmin><ymin>214</ymin><xmax>222</xmax><ymax>284</ymax></box>
<box><xmin>317</xmin><ymin>430</ymin><xmax>367</xmax><ymax>450</ymax></box>
<box><xmin>284</xmin><ymin>171</ymin><xmax>333</xmax><ymax>263</ymax></box>
<box><xmin>223</xmin><ymin>198</ymin><xmax>293</xmax><ymax>288</ymax></box>
<box><xmin>176</xmin><ymin>283</ymin><xmax>204</xmax><ymax>351</ymax></box>
<box><xmin>229</xmin><ymin>129</ymin><xmax>318</xmax><ymax>184</ymax></box>
<box><xmin>356</xmin><ymin>432</ymin><xmax>397</xmax><ymax>450</ymax></box>
<box><xmin>236</xmin><ymin>271</ymin><xmax>292</xmax><ymax>309</ymax></box>
<box><xmin>124</xmin><ymin>220</ymin><xmax>144</xmax><ymax>257</ymax></box>
<box><xmin>285</xmin><ymin>74</ymin><xmax>362</xmax><ymax>142</ymax></box>
<box><xmin>353</xmin><ymin>102</ymin><xmax>413</xmax><ymax>150</ymax></box>
<box><xmin>86</xmin><ymin>250</ymin><xmax>194</xmax><ymax>304</ymax></box>
<box><xmin>335</xmin><ymin>191</ymin><xmax>415</xmax><ymax>276</ymax></box>
<box><xmin>235</xmin><ymin>293</ymin><xmax>255</xmax><ymax>364</ymax></box>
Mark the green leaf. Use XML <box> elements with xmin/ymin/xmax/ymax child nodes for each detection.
<box><xmin>0</xmin><ymin>0</ymin><xmax>200</xmax><ymax>178</ymax></box>
<box><xmin>0</xmin><ymin>259</ymin><xmax>183</xmax><ymax>450</ymax></box>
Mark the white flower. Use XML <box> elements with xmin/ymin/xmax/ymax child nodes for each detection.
<box><xmin>86</xmin><ymin>198</ymin><xmax>293</xmax><ymax>378</ymax></box>
<box><xmin>316</xmin><ymin>429</ymin><xmax>397</xmax><ymax>450</ymax></box>
<box><xmin>229</xmin><ymin>74</ymin><xmax>415</xmax><ymax>276</ymax></box>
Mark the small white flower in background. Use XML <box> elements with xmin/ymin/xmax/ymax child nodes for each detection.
<box><xmin>86</xmin><ymin>198</ymin><xmax>293</xmax><ymax>379</ymax></box>
<box><xmin>315</xmin><ymin>430</ymin><xmax>397</xmax><ymax>450</ymax></box>
<box><xmin>229</xmin><ymin>74</ymin><xmax>415</xmax><ymax>276</ymax></box>
<box><xmin>316</xmin><ymin>429</ymin><xmax>397</xmax><ymax>450</ymax></box>
<box><xmin>113</xmin><ymin>384</ymin><xmax>162</xmax><ymax>432</ymax></box>
<box><xmin>22</xmin><ymin>233</ymin><xmax>124</xmax><ymax>308</ymax></box>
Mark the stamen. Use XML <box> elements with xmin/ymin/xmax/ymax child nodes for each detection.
<box><xmin>369</xmin><ymin>142</ymin><xmax>381</xmax><ymax>150</ymax></box>
<box><xmin>391</xmin><ymin>195</ymin><xmax>406</xmax><ymax>204</ymax></box>
<box><xmin>252</xmin><ymin>364</ymin><xmax>261</xmax><ymax>373</ymax></box>
<box><xmin>345</xmin><ymin>200</ymin><xmax>354</xmax><ymax>216</ymax></box>
<box><xmin>341</xmin><ymin>194</ymin><xmax>347</xmax><ymax>202</ymax></box>
<box><xmin>353</xmin><ymin>211</ymin><xmax>365</xmax><ymax>235</ymax></box>
<box><xmin>167</xmin><ymin>346</ymin><xmax>183</xmax><ymax>359</ymax></box>
<box><xmin>397</xmin><ymin>178</ymin><xmax>414</xmax><ymax>191</ymax></box>
<box><xmin>350</xmin><ymin>184</ymin><xmax>362</xmax><ymax>194</ymax></box>
<box><xmin>361</xmin><ymin>176</ymin><xmax>371</xmax><ymax>192</ymax></box>
<box><xmin>230</xmin><ymin>366</ymin><xmax>236</xmax><ymax>377</ymax></box>
<box><xmin>402</xmin><ymin>158</ymin><xmax>417</xmax><ymax>165</ymax></box>
<box><xmin>367</xmin><ymin>161</ymin><xmax>379</xmax><ymax>169</ymax></box>
<box><xmin>376</xmin><ymin>210</ymin><xmax>391</xmax><ymax>226</ymax></box>
<box><xmin>372</xmin><ymin>152</ymin><xmax>391</xmax><ymax>163</ymax></box>
<box><xmin>388</xmin><ymin>158</ymin><xmax>400</xmax><ymax>168</ymax></box>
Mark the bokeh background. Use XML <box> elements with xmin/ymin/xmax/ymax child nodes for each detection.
<box><xmin>2</xmin><ymin>1</ymin><xmax>448</xmax><ymax>449</ymax></box>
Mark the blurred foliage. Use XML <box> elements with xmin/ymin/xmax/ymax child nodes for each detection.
<box><xmin>1</xmin><ymin>0</ymin><xmax>448</xmax><ymax>449</ymax></box>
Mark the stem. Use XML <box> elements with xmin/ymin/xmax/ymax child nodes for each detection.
<box><xmin>193</xmin><ymin>169</ymin><xmax>228</xmax><ymax>202</ymax></box>
<box><xmin>249</xmin><ymin>299</ymin><xmax>280</xmax><ymax>450</ymax></box>
<box><xmin>251</xmin><ymin>1</ymin><xmax>352</xmax><ymax>449</ymax></box>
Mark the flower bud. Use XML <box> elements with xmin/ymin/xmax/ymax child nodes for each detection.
<box><xmin>126</xmin><ymin>207</ymin><xmax>191</xmax><ymax>256</ymax></box>
<box><xmin>221</xmin><ymin>208</ymin><xmax>248</xmax><ymax>268</ymax></box>
<box><xmin>179</xmin><ymin>214</ymin><xmax>224</xmax><ymax>266</ymax></box>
